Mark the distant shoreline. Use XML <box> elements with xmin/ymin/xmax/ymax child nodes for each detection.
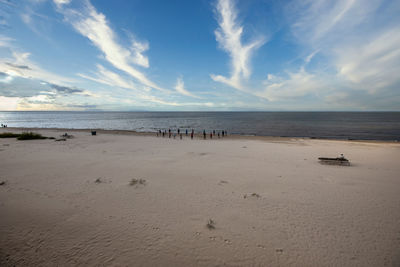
<box><xmin>2</xmin><ymin>127</ymin><xmax>398</xmax><ymax>144</ymax></box>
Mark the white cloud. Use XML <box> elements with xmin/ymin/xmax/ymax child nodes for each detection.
<box><xmin>258</xmin><ymin>68</ymin><xmax>327</xmax><ymax>101</ymax></box>
<box><xmin>20</xmin><ymin>13</ymin><xmax>32</xmax><ymax>25</ymax></box>
<box><xmin>174</xmin><ymin>77</ymin><xmax>199</xmax><ymax>98</ymax></box>
<box><xmin>211</xmin><ymin>0</ymin><xmax>265</xmax><ymax>91</ymax></box>
<box><xmin>130</xmin><ymin>40</ymin><xmax>149</xmax><ymax>68</ymax></box>
<box><xmin>0</xmin><ymin>35</ymin><xmax>13</xmax><ymax>47</ymax></box>
<box><xmin>0</xmin><ymin>51</ymin><xmax>75</xmax><ymax>85</ymax></box>
<box><xmin>78</xmin><ymin>65</ymin><xmax>186</xmax><ymax>106</ymax></box>
<box><xmin>289</xmin><ymin>0</ymin><xmax>381</xmax><ymax>45</ymax></box>
<box><xmin>335</xmin><ymin>26</ymin><xmax>400</xmax><ymax>93</ymax></box>
<box><xmin>53</xmin><ymin>0</ymin><xmax>71</xmax><ymax>7</ymax></box>
<box><xmin>55</xmin><ymin>0</ymin><xmax>163</xmax><ymax>91</ymax></box>
<box><xmin>265</xmin><ymin>0</ymin><xmax>400</xmax><ymax>107</ymax></box>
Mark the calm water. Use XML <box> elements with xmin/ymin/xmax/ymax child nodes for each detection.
<box><xmin>0</xmin><ymin>111</ymin><xmax>399</xmax><ymax>140</ymax></box>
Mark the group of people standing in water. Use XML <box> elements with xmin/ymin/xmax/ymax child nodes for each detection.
<box><xmin>156</xmin><ymin>128</ymin><xmax>227</xmax><ymax>140</ymax></box>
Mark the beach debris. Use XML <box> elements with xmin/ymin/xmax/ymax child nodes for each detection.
<box><xmin>95</xmin><ymin>178</ymin><xmax>102</xmax><ymax>183</ymax></box>
<box><xmin>218</xmin><ymin>180</ymin><xmax>228</xmax><ymax>185</ymax></box>
<box><xmin>276</xmin><ymin>248</ymin><xmax>284</xmax><ymax>254</ymax></box>
<box><xmin>91</xmin><ymin>131</ymin><xmax>96</xmax><ymax>136</ymax></box>
<box><xmin>129</xmin><ymin>178</ymin><xmax>147</xmax><ymax>186</ymax></box>
<box><xmin>244</xmin><ymin>193</ymin><xmax>261</xmax><ymax>199</ymax></box>
<box><xmin>206</xmin><ymin>219</ymin><xmax>216</xmax><ymax>230</ymax></box>
<box><xmin>0</xmin><ymin>181</ymin><xmax>6</xmax><ymax>186</ymax></box>
<box><xmin>55</xmin><ymin>138</ymin><xmax>67</xmax><ymax>142</ymax></box>
<box><xmin>61</xmin><ymin>133</ymin><xmax>74</xmax><ymax>139</ymax></box>
<box><xmin>318</xmin><ymin>154</ymin><xmax>350</xmax><ymax>166</ymax></box>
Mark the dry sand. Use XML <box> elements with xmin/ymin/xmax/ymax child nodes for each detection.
<box><xmin>0</xmin><ymin>128</ymin><xmax>399</xmax><ymax>266</ymax></box>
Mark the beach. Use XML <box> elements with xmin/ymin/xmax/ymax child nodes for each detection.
<box><xmin>0</xmin><ymin>128</ymin><xmax>399</xmax><ymax>266</ymax></box>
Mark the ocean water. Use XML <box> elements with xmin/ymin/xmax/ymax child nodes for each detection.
<box><xmin>0</xmin><ymin>111</ymin><xmax>399</xmax><ymax>140</ymax></box>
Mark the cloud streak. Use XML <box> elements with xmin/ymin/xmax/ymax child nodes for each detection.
<box><xmin>211</xmin><ymin>0</ymin><xmax>265</xmax><ymax>91</ymax></box>
<box><xmin>55</xmin><ymin>0</ymin><xmax>164</xmax><ymax>91</ymax></box>
<box><xmin>174</xmin><ymin>77</ymin><xmax>200</xmax><ymax>98</ymax></box>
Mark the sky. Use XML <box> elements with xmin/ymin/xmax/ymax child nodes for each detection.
<box><xmin>0</xmin><ymin>0</ymin><xmax>399</xmax><ymax>111</ymax></box>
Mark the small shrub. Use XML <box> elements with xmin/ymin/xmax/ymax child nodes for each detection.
<box><xmin>0</xmin><ymin>132</ymin><xmax>20</xmax><ymax>138</ymax></box>
<box><xmin>17</xmin><ymin>132</ymin><xmax>48</xmax><ymax>140</ymax></box>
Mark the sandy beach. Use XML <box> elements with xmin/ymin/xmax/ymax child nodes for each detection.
<box><xmin>0</xmin><ymin>128</ymin><xmax>399</xmax><ymax>266</ymax></box>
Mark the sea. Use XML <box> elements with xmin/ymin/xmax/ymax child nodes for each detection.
<box><xmin>0</xmin><ymin>111</ymin><xmax>399</xmax><ymax>141</ymax></box>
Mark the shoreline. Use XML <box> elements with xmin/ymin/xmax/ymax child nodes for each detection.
<box><xmin>1</xmin><ymin>126</ymin><xmax>399</xmax><ymax>144</ymax></box>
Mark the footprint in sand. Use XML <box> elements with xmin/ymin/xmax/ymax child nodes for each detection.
<box><xmin>224</xmin><ymin>239</ymin><xmax>232</xmax><ymax>244</ymax></box>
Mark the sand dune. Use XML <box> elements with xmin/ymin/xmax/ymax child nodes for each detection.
<box><xmin>0</xmin><ymin>128</ymin><xmax>399</xmax><ymax>266</ymax></box>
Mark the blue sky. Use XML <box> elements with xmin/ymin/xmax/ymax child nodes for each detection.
<box><xmin>0</xmin><ymin>0</ymin><xmax>399</xmax><ymax>111</ymax></box>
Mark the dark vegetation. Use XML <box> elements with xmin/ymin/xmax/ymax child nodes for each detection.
<box><xmin>0</xmin><ymin>132</ymin><xmax>53</xmax><ymax>140</ymax></box>
<box><xmin>0</xmin><ymin>132</ymin><xmax>20</xmax><ymax>138</ymax></box>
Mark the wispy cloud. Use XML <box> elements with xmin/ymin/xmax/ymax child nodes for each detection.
<box><xmin>0</xmin><ymin>50</ymin><xmax>75</xmax><ymax>85</ymax></box>
<box><xmin>259</xmin><ymin>67</ymin><xmax>327</xmax><ymax>101</ymax></box>
<box><xmin>0</xmin><ymin>35</ymin><xmax>13</xmax><ymax>47</ymax></box>
<box><xmin>211</xmin><ymin>0</ymin><xmax>265</xmax><ymax>91</ymax></box>
<box><xmin>53</xmin><ymin>0</ymin><xmax>71</xmax><ymax>8</ymax></box>
<box><xmin>335</xmin><ymin>26</ymin><xmax>400</xmax><ymax>94</ymax></box>
<box><xmin>174</xmin><ymin>76</ymin><xmax>200</xmax><ymax>98</ymax></box>
<box><xmin>263</xmin><ymin>0</ymin><xmax>400</xmax><ymax>108</ymax></box>
<box><xmin>55</xmin><ymin>0</ymin><xmax>164</xmax><ymax>91</ymax></box>
<box><xmin>77</xmin><ymin>64</ymin><xmax>137</xmax><ymax>90</ymax></box>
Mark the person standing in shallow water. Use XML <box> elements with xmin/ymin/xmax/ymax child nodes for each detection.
<box><xmin>203</xmin><ymin>130</ymin><xmax>206</xmax><ymax>139</ymax></box>
<box><xmin>191</xmin><ymin>129</ymin><xmax>194</xmax><ymax>139</ymax></box>
<box><xmin>186</xmin><ymin>129</ymin><xmax>188</xmax><ymax>136</ymax></box>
